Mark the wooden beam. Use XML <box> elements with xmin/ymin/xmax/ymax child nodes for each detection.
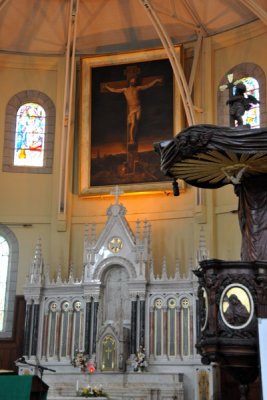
<box><xmin>58</xmin><ymin>0</ymin><xmax>79</xmax><ymax>219</ymax></box>
<box><xmin>239</xmin><ymin>0</ymin><xmax>267</xmax><ymax>26</ymax></box>
<box><xmin>140</xmin><ymin>0</ymin><xmax>196</xmax><ymax>126</ymax></box>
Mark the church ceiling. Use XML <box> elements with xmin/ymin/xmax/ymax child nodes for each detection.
<box><xmin>0</xmin><ymin>0</ymin><xmax>266</xmax><ymax>56</ymax></box>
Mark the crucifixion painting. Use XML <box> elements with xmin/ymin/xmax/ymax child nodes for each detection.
<box><xmin>90</xmin><ymin>58</ymin><xmax>174</xmax><ymax>187</ymax></box>
<box><xmin>101</xmin><ymin>65</ymin><xmax>163</xmax><ymax>146</ymax></box>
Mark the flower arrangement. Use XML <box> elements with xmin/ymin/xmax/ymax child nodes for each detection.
<box><xmin>72</xmin><ymin>350</ymin><xmax>89</xmax><ymax>372</ymax></box>
<box><xmin>72</xmin><ymin>350</ymin><xmax>96</xmax><ymax>374</ymax></box>
<box><xmin>78</xmin><ymin>384</ymin><xmax>107</xmax><ymax>398</ymax></box>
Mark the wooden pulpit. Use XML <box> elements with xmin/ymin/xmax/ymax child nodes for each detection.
<box><xmin>0</xmin><ymin>374</ymin><xmax>49</xmax><ymax>400</ymax></box>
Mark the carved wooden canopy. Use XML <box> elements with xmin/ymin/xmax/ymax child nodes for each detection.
<box><xmin>155</xmin><ymin>124</ymin><xmax>267</xmax><ymax>189</ymax></box>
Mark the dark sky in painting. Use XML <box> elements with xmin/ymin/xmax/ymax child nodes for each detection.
<box><xmin>91</xmin><ymin>58</ymin><xmax>174</xmax><ymax>153</ymax></box>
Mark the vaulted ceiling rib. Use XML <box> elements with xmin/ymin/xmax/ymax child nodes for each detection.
<box><xmin>0</xmin><ymin>0</ymin><xmax>266</xmax><ymax>56</ymax></box>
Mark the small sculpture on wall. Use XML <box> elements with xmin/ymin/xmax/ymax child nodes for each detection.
<box><xmin>220</xmin><ymin>73</ymin><xmax>260</xmax><ymax>127</ymax></box>
<box><xmin>133</xmin><ymin>345</ymin><xmax>148</xmax><ymax>372</ymax></box>
<box><xmin>226</xmin><ymin>81</ymin><xmax>260</xmax><ymax>127</ymax></box>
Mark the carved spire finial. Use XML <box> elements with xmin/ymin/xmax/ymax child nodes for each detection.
<box><xmin>136</xmin><ymin>219</ymin><xmax>141</xmax><ymax>241</ymax></box>
<box><xmin>161</xmin><ymin>256</ymin><xmax>168</xmax><ymax>280</ymax></box>
<box><xmin>174</xmin><ymin>258</ymin><xmax>181</xmax><ymax>280</ymax></box>
<box><xmin>29</xmin><ymin>237</ymin><xmax>43</xmax><ymax>284</ymax></box>
<box><xmin>149</xmin><ymin>260</ymin><xmax>155</xmax><ymax>281</ymax></box>
<box><xmin>110</xmin><ymin>185</ymin><xmax>124</xmax><ymax>205</ymax></box>
<box><xmin>197</xmin><ymin>226</ymin><xmax>209</xmax><ymax>263</ymax></box>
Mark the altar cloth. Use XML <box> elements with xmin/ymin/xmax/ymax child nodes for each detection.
<box><xmin>1</xmin><ymin>375</ymin><xmax>48</xmax><ymax>400</ymax></box>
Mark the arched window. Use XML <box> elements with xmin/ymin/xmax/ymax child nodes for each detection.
<box><xmin>239</xmin><ymin>77</ymin><xmax>260</xmax><ymax>128</ymax></box>
<box><xmin>14</xmin><ymin>103</ymin><xmax>46</xmax><ymax>167</ymax></box>
<box><xmin>3</xmin><ymin>90</ymin><xmax>55</xmax><ymax>174</ymax></box>
<box><xmin>0</xmin><ymin>225</ymin><xmax>19</xmax><ymax>338</ymax></box>
<box><xmin>0</xmin><ymin>236</ymin><xmax>9</xmax><ymax>331</ymax></box>
<box><xmin>217</xmin><ymin>63</ymin><xmax>266</xmax><ymax>128</ymax></box>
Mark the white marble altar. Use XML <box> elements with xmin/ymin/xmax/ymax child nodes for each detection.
<box><xmin>23</xmin><ymin>190</ymin><xmax>217</xmax><ymax>400</ymax></box>
<box><xmin>44</xmin><ymin>371</ymin><xmax>184</xmax><ymax>400</ymax></box>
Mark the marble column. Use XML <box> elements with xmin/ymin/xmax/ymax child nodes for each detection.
<box><xmin>67</xmin><ymin>307</ymin><xmax>73</xmax><ymax>357</ymax></box>
<box><xmin>139</xmin><ymin>297</ymin><xmax>146</xmax><ymax>347</ymax></box>
<box><xmin>149</xmin><ymin>306</ymin><xmax>154</xmax><ymax>355</ymax></box>
<box><xmin>84</xmin><ymin>300</ymin><xmax>92</xmax><ymax>354</ymax></box>
<box><xmin>31</xmin><ymin>303</ymin><xmax>40</xmax><ymax>355</ymax></box>
<box><xmin>176</xmin><ymin>305</ymin><xmax>181</xmax><ymax>356</ymax></box>
<box><xmin>23</xmin><ymin>301</ymin><xmax>33</xmax><ymax>356</ymax></box>
<box><xmin>92</xmin><ymin>300</ymin><xmax>99</xmax><ymax>354</ymax></box>
<box><xmin>163</xmin><ymin>306</ymin><xmax>167</xmax><ymax>355</ymax></box>
<box><xmin>130</xmin><ymin>298</ymin><xmax>137</xmax><ymax>354</ymax></box>
<box><xmin>42</xmin><ymin>312</ymin><xmax>49</xmax><ymax>359</ymax></box>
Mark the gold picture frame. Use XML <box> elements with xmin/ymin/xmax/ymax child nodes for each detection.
<box><xmin>79</xmin><ymin>47</ymin><xmax>183</xmax><ymax>197</ymax></box>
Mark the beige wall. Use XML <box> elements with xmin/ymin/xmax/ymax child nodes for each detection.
<box><xmin>211</xmin><ymin>21</ymin><xmax>267</xmax><ymax>260</ymax></box>
<box><xmin>0</xmin><ymin>20</ymin><xmax>266</xmax><ymax>294</ymax></box>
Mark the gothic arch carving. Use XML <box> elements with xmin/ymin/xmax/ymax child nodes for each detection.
<box><xmin>178</xmin><ymin>293</ymin><xmax>193</xmax><ymax>304</ymax></box>
<box><xmin>92</xmin><ymin>256</ymin><xmax>137</xmax><ymax>281</ymax></box>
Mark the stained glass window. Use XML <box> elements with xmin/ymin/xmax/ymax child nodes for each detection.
<box><xmin>14</xmin><ymin>103</ymin><xmax>46</xmax><ymax>166</ymax></box>
<box><xmin>0</xmin><ymin>236</ymin><xmax>9</xmax><ymax>331</ymax></box>
<box><xmin>237</xmin><ymin>77</ymin><xmax>260</xmax><ymax>128</ymax></box>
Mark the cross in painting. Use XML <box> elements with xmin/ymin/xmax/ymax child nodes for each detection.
<box><xmin>101</xmin><ymin>64</ymin><xmax>163</xmax><ymax>173</ymax></box>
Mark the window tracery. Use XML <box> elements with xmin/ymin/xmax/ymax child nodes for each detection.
<box><xmin>3</xmin><ymin>90</ymin><xmax>55</xmax><ymax>173</ymax></box>
<box><xmin>14</xmin><ymin>103</ymin><xmax>46</xmax><ymax>167</ymax></box>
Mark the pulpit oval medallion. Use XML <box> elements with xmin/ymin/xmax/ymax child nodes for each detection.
<box><xmin>200</xmin><ymin>287</ymin><xmax>208</xmax><ymax>332</ymax></box>
<box><xmin>220</xmin><ymin>283</ymin><xmax>254</xmax><ymax>329</ymax></box>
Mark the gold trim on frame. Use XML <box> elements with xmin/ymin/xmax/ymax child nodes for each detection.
<box><xmin>79</xmin><ymin>47</ymin><xmax>183</xmax><ymax>197</ymax></box>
